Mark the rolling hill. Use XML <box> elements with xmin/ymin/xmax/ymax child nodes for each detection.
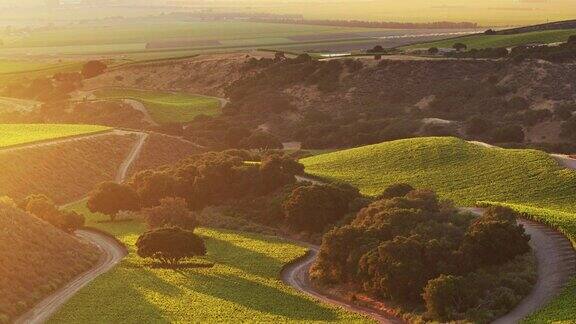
<box><xmin>0</xmin><ymin>202</ymin><xmax>99</xmax><ymax>322</ymax></box>
<box><xmin>301</xmin><ymin>136</ymin><xmax>576</xmax><ymax>322</ymax></box>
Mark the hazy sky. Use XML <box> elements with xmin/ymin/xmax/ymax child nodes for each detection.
<box><xmin>0</xmin><ymin>0</ymin><xmax>574</xmax><ymax>26</ymax></box>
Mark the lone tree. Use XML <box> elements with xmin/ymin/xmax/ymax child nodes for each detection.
<box><xmin>81</xmin><ymin>60</ymin><xmax>107</xmax><ymax>79</ymax></box>
<box><xmin>428</xmin><ymin>47</ymin><xmax>439</xmax><ymax>55</ymax></box>
<box><xmin>453</xmin><ymin>43</ymin><xmax>468</xmax><ymax>52</ymax></box>
<box><xmin>136</xmin><ymin>227</ymin><xmax>207</xmax><ymax>267</ymax></box>
<box><xmin>87</xmin><ymin>182</ymin><xmax>140</xmax><ymax>221</ymax></box>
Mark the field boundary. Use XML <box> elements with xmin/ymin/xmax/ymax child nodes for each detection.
<box><xmin>0</xmin><ymin>127</ymin><xmax>114</xmax><ymax>151</ymax></box>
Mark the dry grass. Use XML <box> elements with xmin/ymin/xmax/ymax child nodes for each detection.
<box><xmin>128</xmin><ymin>132</ymin><xmax>203</xmax><ymax>176</ymax></box>
<box><xmin>0</xmin><ymin>202</ymin><xmax>99</xmax><ymax>322</ymax></box>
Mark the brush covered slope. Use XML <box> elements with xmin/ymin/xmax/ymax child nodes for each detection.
<box><xmin>48</xmin><ymin>202</ymin><xmax>370</xmax><ymax>323</ymax></box>
<box><xmin>0</xmin><ymin>202</ymin><xmax>99</xmax><ymax>322</ymax></box>
<box><xmin>0</xmin><ymin>133</ymin><xmax>137</xmax><ymax>203</ymax></box>
<box><xmin>301</xmin><ymin>136</ymin><xmax>576</xmax><ymax>322</ymax></box>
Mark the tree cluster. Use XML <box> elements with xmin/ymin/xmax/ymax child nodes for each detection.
<box><xmin>87</xmin><ymin>151</ymin><xmax>304</xmax><ymax>221</ymax></box>
<box><xmin>18</xmin><ymin>194</ymin><xmax>85</xmax><ymax>233</ymax></box>
<box><xmin>311</xmin><ymin>185</ymin><xmax>531</xmax><ymax>322</ymax></box>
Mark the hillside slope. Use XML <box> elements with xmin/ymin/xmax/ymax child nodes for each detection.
<box><xmin>302</xmin><ymin>137</ymin><xmax>576</xmax><ymax>211</ymax></box>
<box><xmin>0</xmin><ymin>133</ymin><xmax>137</xmax><ymax>204</ymax></box>
<box><xmin>0</xmin><ymin>202</ymin><xmax>99</xmax><ymax>322</ymax></box>
<box><xmin>301</xmin><ymin>137</ymin><xmax>576</xmax><ymax>322</ymax></box>
<box><xmin>128</xmin><ymin>132</ymin><xmax>203</xmax><ymax>175</ymax></box>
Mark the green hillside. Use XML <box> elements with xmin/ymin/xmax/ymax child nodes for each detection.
<box><xmin>94</xmin><ymin>88</ymin><xmax>222</xmax><ymax>124</ymax></box>
<box><xmin>404</xmin><ymin>29</ymin><xmax>576</xmax><ymax>50</ymax></box>
<box><xmin>301</xmin><ymin>136</ymin><xmax>576</xmax><ymax>322</ymax></box>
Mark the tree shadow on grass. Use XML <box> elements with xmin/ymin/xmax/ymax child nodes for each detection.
<box><xmin>179</xmin><ymin>271</ymin><xmax>340</xmax><ymax>321</ymax></box>
<box><xmin>205</xmin><ymin>235</ymin><xmax>298</xmax><ymax>280</ymax></box>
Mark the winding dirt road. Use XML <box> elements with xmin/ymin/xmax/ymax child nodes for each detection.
<box><xmin>463</xmin><ymin>209</ymin><xmax>576</xmax><ymax>324</ymax></box>
<box><xmin>14</xmin><ymin>231</ymin><xmax>126</xmax><ymax>324</ymax></box>
<box><xmin>287</xmin><ymin>178</ymin><xmax>576</xmax><ymax>323</ymax></box>
<box><xmin>282</xmin><ymin>246</ymin><xmax>402</xmax><ymax>324</ymax></box>
<box><xmin>14</xmin><ymin>130</ymin><xmax>147</xmax><ymax>324</ymax></box>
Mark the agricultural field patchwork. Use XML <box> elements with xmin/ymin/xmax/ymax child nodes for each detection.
<box><xmin>301</xmin><ymin>136</ymin><xmax>576</xmax><ymax>321</ymax></box>
<box><xmin>94</xmin><ymin>88</ymin><xmax>222</xmax><ymax>124</ymax></box>
<box><xmin>0</xmin><ymin>124</ymin><xmax>111</xmax><ymax>148</ymax></box>
<box><xmin>404</xmin><ymin>28</ymin><xmax>576</xmax><ymax>50</ymax></box>
<box><xmin>49</xmin><ymin>201</ymin><xmax>371</xmax><ymax>323</ymax></box>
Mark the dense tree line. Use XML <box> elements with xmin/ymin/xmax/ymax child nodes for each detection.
<box><xmin>87</xmin><ymin>151</ymin><xmax>304</xmax><ymax>220</ymax></box>
<box><xmin>248</xmin><ymin>18</ymin><xmax>478</xmax><ymax>29</ymax></box>
<box><xmin>310</xmin><ymin>184</ymin><xmax>532</xmax><ymax>322</ymax></box>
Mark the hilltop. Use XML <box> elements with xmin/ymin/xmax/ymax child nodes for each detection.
<box><xmin>0</xmin><ymin>202</ymin><xmax>99</xmax><ymax>322</ymax></box>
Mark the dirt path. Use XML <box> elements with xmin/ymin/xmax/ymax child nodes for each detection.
<box><xmin>551</xmin><ymin>154</ymin><xmax>576</xmax><ymax>170</ymax></box>
<box><xmin>468</xmin><ymin>141</ymin><xmax>576</xmax><ymax>171</ymax></box>
<box><xmin>14</xmin><ymin>231</ymin><xmax>126</xmax><ymax>324</ymax></box>
<box><xmin>287</xmin><ymin>178</ymin><xmax>576</xmax><ymax>323</ymax></box>
<box><xmin>14</xmin><ymin>130</ymin><xmax>147</xmax><ymax>324</ymax></box>
<box><xmin>462</xmin><ymin>208</ymin><xmax>576</xmax><ymax>323</ymax></box>
<box><xmin>121</xmin><ymin>99</ymin><xmax>158</xmax><ymax>126</ymax></box>
<box><xmin>115</xmin><ymin>132</ymin><xmax>148</xmax><ymax>182</ymax></box>
<box><xmin>281</xmin><ymin>246</ymin><xmax>402</xmax><ymax>323</ymax></box>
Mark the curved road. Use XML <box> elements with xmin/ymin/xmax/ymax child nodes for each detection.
<box><xmin>14</xmin><ymin>130</ymin><xmax>147</xmax><ymax>324</ymax></box>
<box><xmin>14</xmin><ymin>231</ymin><xmax>126</xmax><ymax>324</ymax></box>
<box><xmin>282</xmin><ymin>246</ymin><xmax>402</xmax><ymax>323</ymax></box>
<box><xmin>463</xmin><ymin>209</ymin><xmax>576</xmax><ymax>323</ymax></box>
<box><xmin>288</xmin><ymin>178</ymin><xmax>576</xmax><ymax>323</ymax></box>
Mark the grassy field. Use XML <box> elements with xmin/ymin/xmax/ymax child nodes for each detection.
<box><xmin>0</xmin><ymin>124</ymin><xmax>111</xmax><ymax>148</ymax></box>
<box><xmin>0</xmin><ymin>60</ymin><xmax>83</xmax><ymax>84</ymax></box>
<box><xmin>404</xmin><ymin>29</ymin><xmax>576</xmax><ymax>50</ymax></box>
<box><xmin>301</xmin><ymin>136</ymin><xmax>576</xmax><ymax>322</ymax></box>
<box><xmin>49</xmin><ymin>201</ymin><xmax>370</xmax><ymax>323</ymax></box>
<box><xmin>94</xmin><ymin>88</ymin><xmax>222</xmax><ymax>124</ymax></box>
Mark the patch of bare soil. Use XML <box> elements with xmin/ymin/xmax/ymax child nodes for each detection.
<box><xmin>84</xmin><ymin>53</ymin><xmax>255</xmax><ymax>97</ymax></box>
<box><xmin>526</xmin><ymin>121</ymin><xmax>563</xmax><ymax>143</ymax></box>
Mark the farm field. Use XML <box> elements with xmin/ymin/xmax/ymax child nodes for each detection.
<box><xmin>94</xmin><ymin>88</ymin><xmax>222</xmax><ymax>124</ymax></box>
<box><xmin>404</xmin><ymin>28</ymin><xmax>576</xmax><ymax>50</ymax></box>
<box><xmin>49</xmin><ymin>201</ymin><xmax>370</xmax><ymax>323</ymax></box>
<box><xmin>0</xmin><ymin>124</ymin><xmax>111</xmax><ymax>148</ymax></box>
<box><xmin>0</xmin><ymin>133</ymin><xmax>136</xmax><ymax>203</ymax></box>
<box><xmin>0</xmin><ymin>21</ymin><xmax>480</xmax><ymax>58</ymax></box>
<box><xmin>0</xmin><ymin>60</ymin><xmax>83</xmax><ymax>84</ymax></box>
<box><xmin>301</xmin><ymin>136</ymin><xmax>576</xmax><ymax>322</ymax></box>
